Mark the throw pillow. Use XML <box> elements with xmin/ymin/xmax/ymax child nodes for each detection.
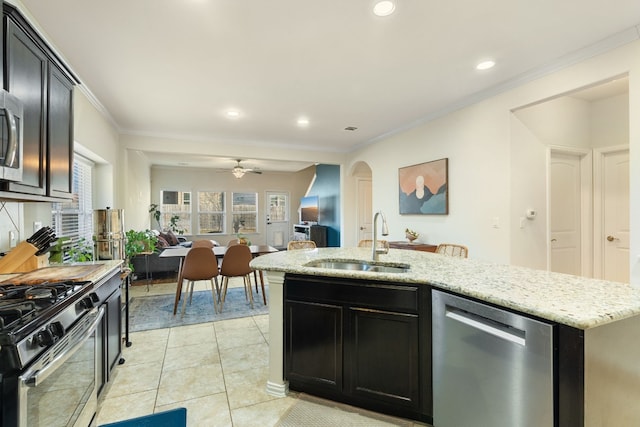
<box><xmin>165</xmin><ymin>230</ymin><xmax>179</xmax><ymax>246</ymax></box>
<box><xmin>156</xmin><ymin>236</ymin><xmax>169</xmax><ymax>248</ymax></box>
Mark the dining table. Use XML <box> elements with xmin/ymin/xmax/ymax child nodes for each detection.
<box><xmin>160</xmin><ymin>244</ymin><xmax>279</xmax><ymax>314</ymax></box>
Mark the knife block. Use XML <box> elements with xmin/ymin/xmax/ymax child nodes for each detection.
<box><xmin>14</xmin><ymin>254</ymin><xmax>49</xmax><ymax>273</ymax></box>
<box><xmin>0</xmin><ymin>241</ymin><xmax>39</xmax><ymax>273</ymax></box>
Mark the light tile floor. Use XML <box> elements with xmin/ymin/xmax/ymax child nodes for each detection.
<box><xmin>96</xmin><ymin>279</ymin><xmax>430</xmax><ymax>426</ymax></box>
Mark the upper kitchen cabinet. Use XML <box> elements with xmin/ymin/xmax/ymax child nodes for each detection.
<box><xmin>1</xmin><ymin>4</ymin><xmax>77</xmax><ymax>200</ymax></box>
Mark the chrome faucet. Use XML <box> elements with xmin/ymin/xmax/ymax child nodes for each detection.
<box><xmin>372</xmin><ymin>210</ymin><xmax>389</xmax><ymax>261</ymax></box>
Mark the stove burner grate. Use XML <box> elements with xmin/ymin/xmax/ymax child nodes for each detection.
<box><xmin>0</xmin><ymin>281</ymin><xmax>82</xmax><ymax>333</ymax></box>
<box><xmin>0</xmin><ymin>300</ymin><xmax>38</xmax><ymax>331</ymax></box>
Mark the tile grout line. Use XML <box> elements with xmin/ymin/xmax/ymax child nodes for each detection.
<box><xmin>213</xmin><ymin>319</ymin><xmax>237</xmax><ymax>426</ymax></box>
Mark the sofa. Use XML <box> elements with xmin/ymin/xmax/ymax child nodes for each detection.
<box><xmin>130</xmin><ymin>233</ymin><xmax>220</xmax><ymax>281</ymax></box>
<box><xmin>130</xmin><ymin>231</ymin><xmax>191</xmax><ymax>280</ymax></box>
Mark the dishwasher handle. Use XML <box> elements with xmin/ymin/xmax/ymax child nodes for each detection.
<box><xmin>445</xmin><ymin>306</ymin><xmax>526</xmax><ymax>346</ymax></box>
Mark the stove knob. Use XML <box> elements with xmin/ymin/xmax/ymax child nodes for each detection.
<box><xmin>49</xmin><ymin>321</ymin><xmax>65</xmax><ymax>339</ymax></box>
<box><xmin>78</xmin><ymin>296</ymin><xmax>95</xmax><ymax>310</ymax></box>
<box><xmin>35</xmin><ymin>329</ymin><xmax>55</xmax><ymax>347</ymax></box>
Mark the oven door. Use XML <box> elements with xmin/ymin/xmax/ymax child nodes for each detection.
<box><xmin>17</xmin><ymin>306</ymin><xmax>104</xmax><ymax>427</ymax></box>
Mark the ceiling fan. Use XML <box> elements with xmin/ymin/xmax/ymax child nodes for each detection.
<box><xmin>231</xmin><ymin>159</ymin><xmax>262</xmax><ymax>178</ymax></box>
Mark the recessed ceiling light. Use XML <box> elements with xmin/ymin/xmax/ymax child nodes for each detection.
<box><xmin>476</xmin><ymin>60</ymin><xmax>496</xmax><ymax>70</ymax></box>
<box><xmin>297</xmin><ymin>118</ymin><xmax>309</xmax><ymax>126</ymax></box>
<box><xmin>226</xmin><ymin>110</ymin><xmax>241</xmax><ymax>118</ymax></box>
<box><xmin>373</xmin><ymin>1</ymin><xmax>395</xmax><ymax>17</ymax></box>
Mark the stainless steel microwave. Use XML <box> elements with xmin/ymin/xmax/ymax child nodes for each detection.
<box><xmin>0</xmin><ymin>90</ymin><xmax>23</xmax><ymax>182</ymax></box>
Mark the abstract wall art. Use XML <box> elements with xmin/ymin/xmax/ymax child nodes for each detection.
<box><xmin>398</xmin><ymin>158</ymin><xmax>448</xmax><ymax>215</ymax></box>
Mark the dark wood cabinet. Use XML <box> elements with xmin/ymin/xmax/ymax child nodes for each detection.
<box><xmin>46</xmin><ymin>63</ymin><xmax>74</xmax><ymax>197</ymax></box>
<box><xmin>285</xmin><ymin>300</ymin><xmax>342</xmax><ymax>392</ymax></box>
<box><xmin>310</xmin><ymin>225</ymin><xmax>328</xmax><ymax>247</ymax></box>
<box><xmin>94</xmin><ymin>271</ymin><xmax>123</xmax><ymax>396</ymax></box>
<box><xmin>284</xmin><ymin>274</ymin><xmax>431</xmax><ymax>422</ymax></box>
<box><xmin>1</xmin><ymin>4</ymin><xmax>76</xmax><ymax>200</ymax></box>
<box><xmin>105</xmin><ymin>288</ymin><xmax>122</xmax><ymax>375</ymax></box>
<box><xmin>346</xmin><ymin>308</ymin><xmax>419</xmax><ymax>409</ymax></box>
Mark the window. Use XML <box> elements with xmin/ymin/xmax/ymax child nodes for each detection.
<box><xmin>51</xmin><ymin>155</ymin><xmax>93</xmax><ymax>261</ymax></box>
<box><xmin>198</xmin><ymin>191</ymin><xmax>225</xmax><ymax>234</ymax></box>
<box><xmin>160</xmin><ymin>190</ymin><xmax>191</xmax><ymax>234</ymax></box>
<box><xmin>268</xmin><ymin>193</ymin><xmax>288</xmax><ymax>222</ymax></box>
<box><xmin>232</xmin><ymin>192</ymin><xmax>258</xmax><ymax>234</ymax></box>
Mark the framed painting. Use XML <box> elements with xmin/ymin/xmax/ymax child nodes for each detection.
<box><xmin>399</xmin><ymin>158</ymin><xmax>448</xmax><ymax>214</ymax></box>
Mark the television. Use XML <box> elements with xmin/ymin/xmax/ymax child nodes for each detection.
<box><xmin>300</xmin><ymin>195</ymin><xmax>319</xmax><ymax>224</ymax></box>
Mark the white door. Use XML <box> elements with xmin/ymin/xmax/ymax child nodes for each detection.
<box><xmin>602</xmin><ymin>149</ymin><xmax>629</xmax><ymax>283</ymax></box>
<box><xmin>549</xmin><ymin>153</ymin><xmax>582</xmax><ymax>275</ymax></box>
<box><xmin>265</xmin><ymin>192</ymin><xmax>289</xmax><ymax>249</ymax></box>
<box><xmin>357</xmin><ymin>179</ymin><xmax>372</xmax><ymax>242</ymax></box>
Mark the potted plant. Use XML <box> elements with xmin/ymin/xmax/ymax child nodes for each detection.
<box><xmin>167</xmin><ymin>215</ymin><xmax>185</xmax><ymax>235</ymax></box>
<box><xmin>149</xmin><ymin>204</ymin><xmax>161</xmax><ymax>229</ymax></box>
<box><xmin>124</xmin><ymin>229</ymin><xmax>158</xmax><ymax>270</ymax></box>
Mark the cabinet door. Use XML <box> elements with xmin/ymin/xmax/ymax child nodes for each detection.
<box><xmin>106</xmin><ymin>289</ymin><xmax>122</xmax><ymax>375</ymax></box>
<box><xmin>285</xmin><ymin>300</ymin><xmax>343</xmax><ymax>393</ymax></box>
<box><xmin>346</xmin><ymin>307</ymin><xmax>420</xmax><ymax>410</ymax></box>
<box><xmin>47</xmin><ymin>63</ymin><xmax>74</xmax><ymax>198</ymax></box>
<box><xmin>4</xmin><ymin>19</ymin><xmax>47</xmax><ymax>195</ymax></box>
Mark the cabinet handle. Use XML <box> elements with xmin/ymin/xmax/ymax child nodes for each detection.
<box><xmin>3</xmin><ymin>107</ymin><xmax>18</xmax><ymax>168</ymax></box>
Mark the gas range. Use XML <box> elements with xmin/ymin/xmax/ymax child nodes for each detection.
<box><xmin>0</xmin><ymin>280</ymin><xmax>95</xmax><ymax>373</ymax></box>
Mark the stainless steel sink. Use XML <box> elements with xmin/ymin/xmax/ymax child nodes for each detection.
<box><xmin>304</xmin><ymin>259</ymin><xmax>410</xmax><ymax>273</ymax></box>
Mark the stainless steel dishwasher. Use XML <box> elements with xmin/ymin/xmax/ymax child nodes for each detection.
<box><xmin>432</xmin><ymin>290</ymin><xmax>554</xmax><ymax>427</ymax></box>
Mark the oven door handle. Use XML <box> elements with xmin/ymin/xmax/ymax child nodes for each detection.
<box><xmin>21</xmin><ymin>306</ymin><xmax>104</xmax><ymax>388</ymax></box>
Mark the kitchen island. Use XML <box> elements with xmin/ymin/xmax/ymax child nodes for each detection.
<box><xmin>250</xmin><ymin>247</ymin><xmax>640</xmax><ymax>426</ymax></box>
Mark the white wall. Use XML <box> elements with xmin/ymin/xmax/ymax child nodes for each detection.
<box><xmin>590</xmin><ymin>93</ymin><xmax>629</xmax><ymax>147</ymax></box>
<box><xmin>347</xmin><ymin>40</ymin><xmax>640</xmax><ymax>275</ymax></box>
<box><xmin>123</xmin><ymin>150</ymin><xmax>152</xmax><ymax>231</ymax></box>
<box><xmin>513</xmin><ymin>97</ymin><xmax>592</xmax><ymax>148</ymax></box>
<box><xmin>347</xmin><ymin>98</ymin><xmax>511</xmax><ymax>263</ymax></box>
<box><xmin>74</xmin><ymin>90</ymin><xmax>121</xmax><ymax>208</ymax></box>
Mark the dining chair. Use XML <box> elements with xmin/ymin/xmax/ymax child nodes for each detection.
<box><xmin>192</xmin><ymin>239</ymin><xmax>214</xmax><ymax>248</ymax></box>
<box><xmin>357</xmin><ymin>239</ymin><xmax>389</xmax><ymax>250</ymax></box>
<box><xmin>287</xmin><ymin>240</ymin><xmax>316</xmax><ymax>250</ymax></box>
<box><xmin>175</xmin><ymin>247</ymin><xmax>220</xmax><ymax>317</ymax></box>
<box><xmin>219</xmin><ymin>244</ymin><xmax>256</xmax><ymax>312</ymax></box>
<box><xmin>435</xmin><ymin>243</ymin><xmax>469</xmax><ymax>258</ymax></box>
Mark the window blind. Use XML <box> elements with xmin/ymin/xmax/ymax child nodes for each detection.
<box><xmin>51</xmin><ymin>155</ymin><xmax>94</xmax><ymax>260</ymax></box>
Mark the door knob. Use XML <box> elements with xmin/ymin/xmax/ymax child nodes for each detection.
<box><xmin>550</xmin><ymin>238</ymin><xmax>557</xmax><ymax>242</ymax></box>
<box><xmin>607</xmin><ymin>235</ymin><xmax>617</xmax><ymax>242</ymax></box>
<box><xmin>360</xmin><ymin>226</ymin><xmax>365</xmax><ymax>230</ymax></box>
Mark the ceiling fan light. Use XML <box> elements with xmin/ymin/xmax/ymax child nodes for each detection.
<box><xmin>232</xmin><ymin>166</ymin><xmax>246</xmax><ymax>178</ymax></box>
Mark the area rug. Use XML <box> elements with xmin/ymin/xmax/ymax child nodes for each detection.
<box><xmin>276</xmin><ymin>394</ymin><xmax>415</xmax><ymax>427</ymax></box>
<box><xmin>129</xmin><ymin>287</ymin><xmax>268</xmax><ymax>332</ymax></box>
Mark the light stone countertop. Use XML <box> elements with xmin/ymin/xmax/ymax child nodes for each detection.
<box><xmin>76</xmin><ymin>260</ymin><xmax>124</xmax><ymax>283</ymax></box>
<box><xmin>0</xmin><ymin>260</ymin><xmax>124</xmax><ymax>284</ymax></box>
<box><xmin>250</xmin><ymin>247</ymin><xmax>640</xmax><ymax>330</ymax></box>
